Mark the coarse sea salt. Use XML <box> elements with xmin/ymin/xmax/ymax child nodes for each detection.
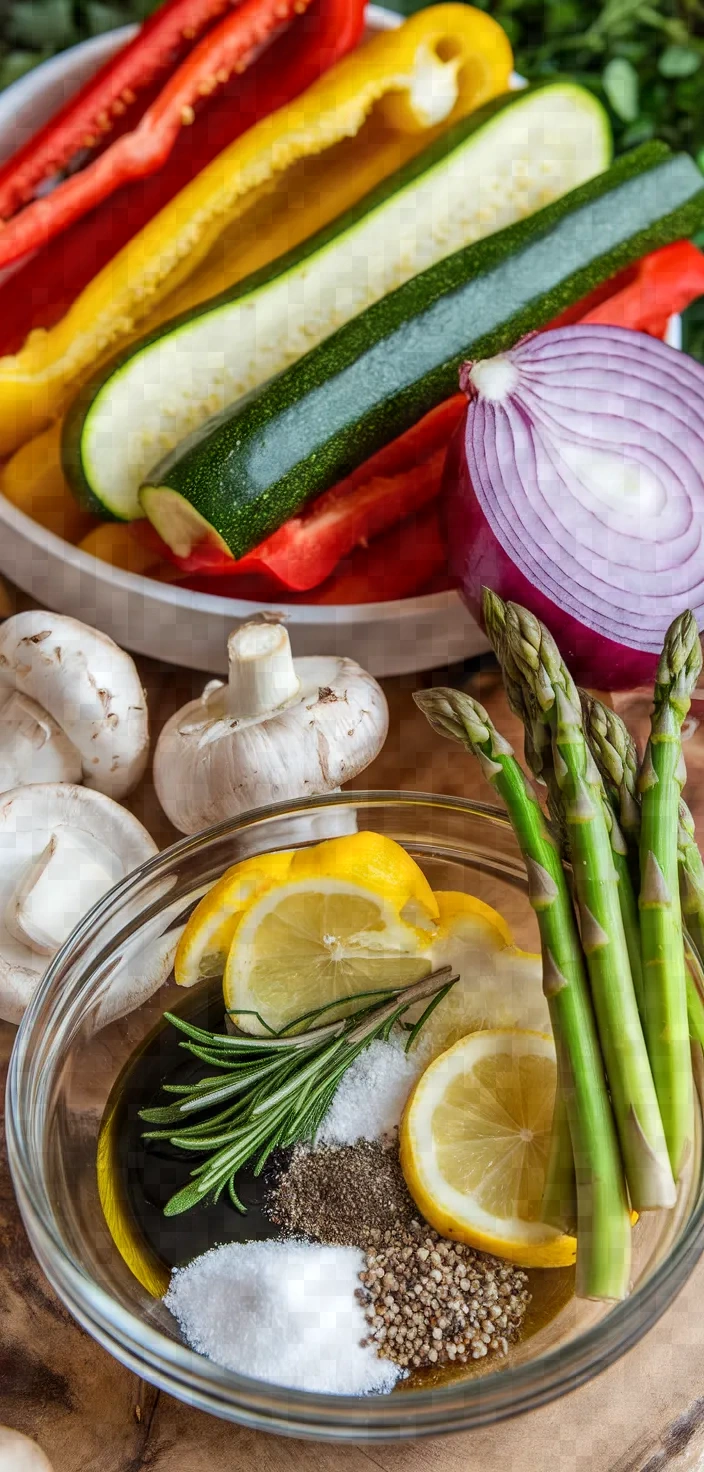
<box><xmin>317</xmin><ymin>1031</ymin><xmax>425</xmax><ymax>1146</ymax></box>
<box><xmin>164</xmin><ymin>1239</ymin><xmax>402</xmax><ymax>1396</ymax></box>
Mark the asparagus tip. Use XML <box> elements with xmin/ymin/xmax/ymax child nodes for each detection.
<box><xmin>481</xmin><ymin>586</ymin><xmax>508</xmax><ymax>649</ymax></box>
<box><xmin>503</xmin><ymin>601</ymin><xmax>572</xmax><ymax>712</ymax></box>
<box><xmin>656</xmin><ymin>610</ymin><xmax>702</xmax><ymax>713</ymax></box>
<box><xmin>414</xmin><ymin>686</ymin><xmax>491</xmax><ymax>751</ymax></box>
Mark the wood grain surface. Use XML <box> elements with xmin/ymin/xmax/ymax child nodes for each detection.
<box><xmin>3</xmin><ymin>645</ymin><xmax>704</xmax><ymax>1472</ymax></box>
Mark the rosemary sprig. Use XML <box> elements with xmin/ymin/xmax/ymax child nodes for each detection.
<box><xmin>140</xmin><ymin>966</ymin><xmax>457</xmax><ymax>1216</ymax></box>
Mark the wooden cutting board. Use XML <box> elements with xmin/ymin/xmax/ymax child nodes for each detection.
<box><xmin>2</xmin><ymin>645</ymin><xmax>704</xmax><ymax>1472</ymax></box>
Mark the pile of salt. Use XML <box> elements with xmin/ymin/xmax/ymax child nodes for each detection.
<box><xmin>164</xmin><ymin>1239</ymin><xmax>401</xmax><ymax>1396</ymax></box>
<box><xmin>316</xmin><ymin>1032</ymin><xmax>425</xmax><ymax>1147</ymax></box>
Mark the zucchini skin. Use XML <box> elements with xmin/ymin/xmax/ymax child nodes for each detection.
<box><xmin>64</xmin><ymin>80</ymin><xmax>609</xmax><ymax>520</ymax></box>
<box><xmin>151</xmin><ymin>144</ymin><xmax>704</xmax><ymax>558</ymax></box>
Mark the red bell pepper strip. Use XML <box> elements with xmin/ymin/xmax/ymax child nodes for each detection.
<box><xmin>579</xmin><ymin>239</ymin><xmax>704</xmax><ymax>338</ymax></box>
<box><xmin>549</xmin><ymin>241</ymin><xmax>704</xmax><ymax>341</ymax></box>
<box><xmin>170</xmin><ymin>504</ymin><xmax>449</xmax><ymax>604</ymax></box>
<box><xmin>0</xmin><ymin>0</ymin><xmax>367</xmax><ymax>355</ymax></box>
<box><xmin>301</xmin><ymin>505</ymin><xmax>447</xmax><ymax>605</ymax></box>
<box><xmin>0</xmin><ymin>0</ymin><xmax>315</xmax><ymax>269</ymax></box>
<box><xmin>226</xmin><ymin>448</ymin><xmax>447</xmax><ymax>587</ymax></box>
<box><xmin>417</xmin><ymin>566</ymin><xmax>456</xmax><ymax>595</ymax></box>
<box><xmin>0</xmin><ymin>0</ymin><xmax>237</xmax><ymax>222</ymax></box>
<box><xmin>156</xmin><ymin>396</ymin><xmax>467</xmax><ymax>583</ymax></box>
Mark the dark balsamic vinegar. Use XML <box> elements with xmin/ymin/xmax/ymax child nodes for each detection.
<box><xmin>98</xmin><ymin>982</ymin><xmax>280</xmax><ymax>1295</ymax></box>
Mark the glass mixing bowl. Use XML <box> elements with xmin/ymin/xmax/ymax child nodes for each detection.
<box><xmin>6</xmin><ymin>792</ymin><xmax>704</xmax><ymax>1440</ymax></box>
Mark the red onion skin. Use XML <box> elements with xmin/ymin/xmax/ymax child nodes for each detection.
<box><xmin>443</xmin><ymin>417</ymin><xmax>660</xmax><ymax>691</ymax></box>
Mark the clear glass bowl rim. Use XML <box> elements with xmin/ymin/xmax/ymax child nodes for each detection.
<box><xmin>6</xmin><ymin>788</ymin><xmax>704</xmax><ymax>1442</ymax></box>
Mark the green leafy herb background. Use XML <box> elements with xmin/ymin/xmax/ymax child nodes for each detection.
<box><xmin>0</xmin><ymin>0</ymin><xmax>154</xmax><ymax>88</ymax></box>
<box><xmin>3</xmin><ymin>0</ymin><xmax>703</xmax><ymax>159</ymax></box>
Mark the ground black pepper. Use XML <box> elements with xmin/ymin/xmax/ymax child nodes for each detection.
<box><xmin>267</xmin><ymin>1140</ymin><xmax>417</xmax><ymax>1248</ymax></box>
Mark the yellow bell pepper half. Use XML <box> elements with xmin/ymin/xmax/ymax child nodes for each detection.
<box><xmin>77</xmin><ymin>522</ymin><xmax>169</xmax><ymax>576</ymax></box>
<box><xmin>0</xmin><ymin>4</ymin><xmax>512</xmax><ymax>460</ymax></box>
<box><xmin>1</xmin><ymin>421</ymin><xmax>96</xmax><ymax>542</ymax></box>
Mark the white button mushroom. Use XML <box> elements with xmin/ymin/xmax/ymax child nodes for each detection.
<box><xmin>154</xmin><ymin>621</ymin><xmax>389</xmax><ymax>835</ymax></box>
<box><xmin>0</xmin><ymin>609</ymin><xmax>149</xmax><ymax>799</ymax></box>
<box><xmin>0</xmin><ymin>1428</ymin><xmax>54</xmax><ymax>1472</ymax></box>
<box><xmin>0</xmin><ymin>690</ymin><xmax>83</xmax><ymax>789</ymax></box>
<box><xmin>0</xmin><ymin>783</ymin><xmax>160</xmax><ymax>1024</ymax></box>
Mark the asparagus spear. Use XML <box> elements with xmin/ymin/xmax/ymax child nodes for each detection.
<box><xmin>580</xmin><ymin>692</ymin><xmax>704</xmax><ymax>1054</ymax></box>
<box><xmin>579</xmin><ymin>693</ymin><xmax>641</xmax><ymax>851</ymax></box>
<box><xmin>414</xmin><ymin>686</ymin><xmax>631</xmax><ymax>1301</ymax></box>
<box><xmin>579</xmin><ymin>692</ymin><xmax>645</xmax><ymax>1019</ymax></box>
<box><xmin>639</xmin><ymin>612</ymin><xmax>702</xmax><ymax>1179</ymax></box>
<box><xmin>684</xmin><ymin>930</ymin><xmax>704</xmax><ymax>1048</ymax></box>
<box><xmin>496</xmin><ymin>598</ymin><xmax>675</xmax><ymax>1211</ymax></box>
<box><xmin>541</xmin><ymin>1086</ymin><xmax>578</xmax><ymax>1235</ymax></box>
<box><xmin>677</xmin><ymin>801</ymin><xmax>704</xmax><ymax>1046</ymax></box>
<box><xmin>484</xmin><ymin>589</ymin><xmax>567</xmax><ymax>852</ymax></box>
<box><xmin>484</xmin><ymin>589</ymin><xmax>578</xmax><ymax>1214</ymax></box>
<box><xmin>678</xmin><ymin>797</ymin><xmax>704</xmax><ymax>967</ymax></box>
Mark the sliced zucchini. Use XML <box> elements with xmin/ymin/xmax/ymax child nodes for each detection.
<box><xmin>135</xmin><ymin>142</ymin><xmax>704</xmax><ymax>562</ymax></box>
<box><xmin>65</xmin><ymin>81</ymin><xmax>611</xmax><ymax>520</ymax></box>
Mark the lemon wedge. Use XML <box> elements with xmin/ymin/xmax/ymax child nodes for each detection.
<box><xmin>434</xmin><ymin>890</ymin><xmax>515</xmax><ymax>949</ymax></box>
<box><xmin>224</xmin><ymin>831</ymin><xmax>439</xmax><ymax>1035</ymax></box>
<box><xmin>175</xmin><ymin>849</ymin><xmax>293</xmax><ymax>988</ymax></box>
<box><xmin>400</xmin><ymin>1028</ymin><xmax>576</xmax><ymax>1269</ymax></box>
<box><xmin>409</xmin><ymin>892</ymin><xmax>549</xmax><ymax>1058</ymax></box>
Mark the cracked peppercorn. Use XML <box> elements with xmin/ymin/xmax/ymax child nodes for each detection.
<box><xmin>359</xmin><ymin>1220</ymin><xmax>531</xmax><ymax>1372</ymax></box>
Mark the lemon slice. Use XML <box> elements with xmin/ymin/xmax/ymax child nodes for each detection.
<box><xmin>400</xmin><ymin>1028</ymin><xmax>576</xmax><ymax>1268</ymax></box>
<box><xmin>416</xmin><ymin>892</ymin><xmax>550</xmax><ymax>1058</ymax></box>
<box><xmin>175</xmin><ymin>849</ymin><xmax>293</xmax><ymax>988</ymax></box>
<box><xmin>224</xmin><ymin>831</ymin><xmax>439</xmax><ymax>1035</ymax></box>
<box><xmin>434</xmin><ymin>890</ymin><xmax>516</xmax><ymax>948</ymax></box>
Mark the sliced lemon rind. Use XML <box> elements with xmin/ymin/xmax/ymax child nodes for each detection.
<box><xmin>285</xmin><ymin>832</ymin><xmax>440</xmax><ymax>931</ymax></box>
<box><xmin>432</xmin><ymin>890</ymin><xmax>515</xmax><ymax>949</ymax></box>
<box><xmin>174</xmin><ymin>849</ymin><xmax>293</xmax><ymax>988</ymax></box>
<box><xmin>401</xmin><ymin>1028</ymin><xmax>577</xmax><ymax>1270</ymax></box>
<box><xmin>225</xmin><ymin>877</ymin><xmax>432</xmax><ymax>1036</ymax></box>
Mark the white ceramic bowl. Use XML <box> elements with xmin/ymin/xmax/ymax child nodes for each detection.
<box><xmin>0</xmin><ymin>5</ymin><xmax>483</xmax><ymax>677</ymax></box>
<box><xmin>0</xmin><ymin>16</ymin><xmax>680</xmax><ymax>678</ymax></box>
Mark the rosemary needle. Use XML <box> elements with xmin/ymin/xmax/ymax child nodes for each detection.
<box><xmin>141</xmin><ymin>965</ymin><xmax>457</xmax><ymax>1216</ymax></box>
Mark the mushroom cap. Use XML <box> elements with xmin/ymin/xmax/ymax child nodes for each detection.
<box><xmin>0</xmin><ymin>783</ymin><xmax>158</xmax><ymax>1025</ymax></box>
<box><xmin>0</xmin><ymin>1428</ymin><xmax>54</xmax><ymax>1472</ymax></box>
<box><xmin>154</xmin><ymin>654</ymin><xmax>389</xmax><ymax>835</ymax></box>
<box><xmin>0</xmin><ymin>610</ymin><xmax>148</xmax><ymax>799</ymax></box>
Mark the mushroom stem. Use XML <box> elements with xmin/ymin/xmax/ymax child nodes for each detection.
<box><xmin>5</xmin><ymin>827</ymin><xmax>118</xmax><ymax>956</ymax></box>
<box><xmin>225</xmin><ymin>623</ymin><xmax>300</xmax><ymax>719</ymax></box>
<box><xmin>0</xmin><ymin>690</ymin><xmax>82</xmax><ymax>790</ymax></box>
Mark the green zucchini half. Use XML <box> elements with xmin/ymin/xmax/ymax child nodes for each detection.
<box><xmin>64</xmin><ymin>80</ymin><xmax>611</xmax><ymax>520</ymax></box>
<box><xmin>136</xmin><ymin>142</ymin><xmax>704</xmax><ymax>563</ymax></box>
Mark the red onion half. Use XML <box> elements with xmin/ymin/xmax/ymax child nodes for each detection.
<box><xmin>445</xmin><ymin>324</ymin><xmax>704</xmax><ymax>688</ymax></box>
